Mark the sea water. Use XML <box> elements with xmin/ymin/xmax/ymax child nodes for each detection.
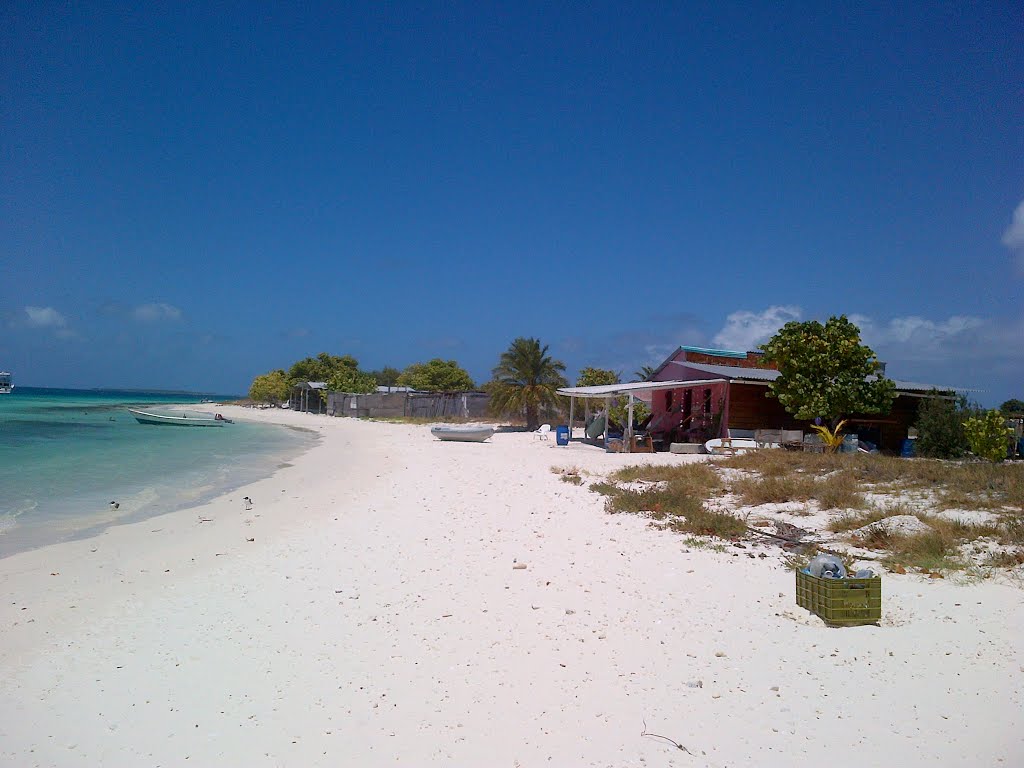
<box><xmin>0</xmin><ymin>388</ymin><xmax>316</xmax><ymax>557</ymax></box>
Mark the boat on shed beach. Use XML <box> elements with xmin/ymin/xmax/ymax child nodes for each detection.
<box><xmin>430</xmin><ymin>424</ymin><xmax>494</xmax><ymax>442</ymax></box>
<box><xmin>128</xmin><ymin>408</ymin><xmax>232</xmax><ymax>427</ymax></box>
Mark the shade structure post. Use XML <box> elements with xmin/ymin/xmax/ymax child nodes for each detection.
<box><xmin>627</xmin><ymin>393</ymin><xmax>635</xmax><ymax>452</ymax></box>
<box><xmin>568</xmin><ymin>396</ymin><xmax>575</xmax><ymax>442</ymax></box>
<box><xmin>604</xmin><ymin>395</ymin><xmax>610</xmax><ymax>450</ymax></box>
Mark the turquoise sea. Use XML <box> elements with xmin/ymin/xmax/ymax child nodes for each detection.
<box><xmin>0</xmin><ymin>388</ymin><xmax>316</xmax><ymax>558</ymax></box>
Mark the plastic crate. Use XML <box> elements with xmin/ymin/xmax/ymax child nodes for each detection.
<box><xmin>796</xmin><ymin>569</ymin><xmax>881</xmax><ymax>626</ymax></box>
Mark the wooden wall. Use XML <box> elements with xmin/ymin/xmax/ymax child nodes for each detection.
<box><xmin>726</xmin><ymin>384</ymin><xmax>803</xmax><ymax>431</ymax></box>
<box><xmin>725</xmin><ymin>384</ymin><xmax>920</xmax><ymax>452</ymax></box>
<box><xmin>682</xmin><ymin>350</ymin><xmax>774</xmax><ymax>369</ymax></box>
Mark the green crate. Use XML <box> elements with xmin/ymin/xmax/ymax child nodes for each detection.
<box><xmin>795</xmin><ymin>569</ymin><xmax>881</xmax><ymax>626</ymax></box>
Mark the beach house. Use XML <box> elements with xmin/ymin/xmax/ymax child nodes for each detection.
<box><xmin>644</xmin><ymin>345</ymin><xmax>953</xmax><ymax>452</ymax></box>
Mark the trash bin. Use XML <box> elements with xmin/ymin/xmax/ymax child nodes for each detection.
<box><xmin>555</xmin><ymin>425</ymin><xmax>570</xmax><ymax>446</ymax></box>
<box><xmin>901</xmin><ymin>438</ymin><xmax>916</xmax><ymax>458</ymax></box>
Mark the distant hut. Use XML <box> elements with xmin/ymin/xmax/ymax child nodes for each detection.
<box><xmin>290</xmin><ymin>381</ymin><xmax>327</xmax><ymax>414</ymax></box>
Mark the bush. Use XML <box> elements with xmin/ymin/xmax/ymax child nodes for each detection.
<box><xmin>915</xmin><ymin>394</ymin><xmax>969</xmax><ymax>459</ymax></box>
<box><xmin>963</xmin><ymin>410</ymin><xmax>1013</xmax><ymax>463</ymax></box>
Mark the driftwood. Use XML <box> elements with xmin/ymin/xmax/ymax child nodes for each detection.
<box><xmin>641</xmin><ymin>720</ymin><xmax>693</xmax><ymax>755</ymax></box>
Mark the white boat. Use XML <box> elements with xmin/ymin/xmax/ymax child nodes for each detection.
<box><xmin>704</xmin><ymin>437</ymin><xmax>773</xmax><ymax>455</ymax></box>
<box><xmin>129</xmin><ymin>408</ymin><xmax>232</xmax><ymax>427</ymax></box>
<box><xmin>0</xmin><ymin>371</ymin><xmax>12</xmax><ymax>394</ymax></box>
<box><xmin>430</xmin><ymin>425</ymin><xmax>495</xmax><ymax>442</ymax></box>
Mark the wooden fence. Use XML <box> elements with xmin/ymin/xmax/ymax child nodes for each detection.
<box><xmin>326</xmin><ymin>391</ymin><xmax>490</xmax><ymax>419</ymax></box>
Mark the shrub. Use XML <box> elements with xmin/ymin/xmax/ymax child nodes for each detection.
<box><xmin>827</xmin><ymin>506</ymin><xmax>897</xmax><ymax>534</ymax></box>
<box><xmin>814</xmin><ymin>473</ymin><xmax>866</xmax><ymax>510</ymax></box>
<box><xmin>883</xmin><ymin>529</ymin><xmax>964</xmax><ymax>571</ymax></box>
<box><xmin>591</xmin><ymin>470</ymin><xmax>744</xmax><ymax>538</ymax></box>
<box><xmin>731</xmin><ymin>474</ymin><xmax>816</xmax><ymax>505</ymax></box>
<box><xmin>610</xmin><ymin>463</ymin><xmax>720</xmax><ymax>492</ymax></box>
<box><xmin>963</xmin><ymin>410</ymin><xmax>1013</xmax><ymax>463</ymax></box>
<box><xmin>667</xmin><ymin>508</ymin><xmax>747</xmax><ymax>539</ymax></box>
<box><xmin>915</xmin><ymin>394</ymin><xmax>969</xmax><ymax>459</ymax></box>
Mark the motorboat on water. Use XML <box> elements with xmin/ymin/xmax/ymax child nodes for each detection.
<box><xmin>128</xmin><ymin>408</ymin><xmax>232</xmax><ymax>427</ymax></box>
<box><xmin>430</xmin><ymin>424</ymin><xmax>495</xmax><ymax>442</ymax></box>
<box><xmin>0</xmin><ymin>371</ymin><xmax>12</xmax><ymax>394</ymax></box>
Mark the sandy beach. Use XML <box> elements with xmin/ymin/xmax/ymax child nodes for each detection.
<box><xmin>1</xmin><ymin>406</ymin><xmax>1021</xmax><ymax>767</ymax></box>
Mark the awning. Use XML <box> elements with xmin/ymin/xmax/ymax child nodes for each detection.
<box><xmin>557</xmin><ymin>378</ymin><xmax>729</xmax><ymax>453</ymax></box>
<box><xmin>557</xmin><ymin>378</ymin><xmax>727</xmax><ymax>401</ymax></box>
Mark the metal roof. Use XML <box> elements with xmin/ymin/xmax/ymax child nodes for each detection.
<box><xmin>671</xmin><ymin>361</ymin><xmax>964</xmax><ymax>393</ymax></box>
<box><xmin>670</xmin><ymin>361</ymin><xmax>780</xmax><ymax>381</ymax></box>
<box><xmin>557</xmin><ymin>378</ymin><xmax>727</xmax><ymax>398</ymax></box>
<box><xmin>679</xmin><ymin>345</ymin><xmax>748</xmax><ymax>358</ymax></box>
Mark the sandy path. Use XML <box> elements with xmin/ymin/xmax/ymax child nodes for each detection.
<box><xmin>1</xmin><ymin>409</ymin><xmax>1021</xmax><ymax>766</ymax></box>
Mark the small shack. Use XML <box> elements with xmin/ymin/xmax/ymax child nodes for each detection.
<box><xmin>290</xmin><ymin>381</ymin><xmax>327</xmax><ymax>414</ymax></box>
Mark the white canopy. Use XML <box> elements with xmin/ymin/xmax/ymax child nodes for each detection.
<box><xmin>557</xmin><ymin>378</ymin><xmax>726</xmax><ymax>402</ymax></box>
<box><xmin>558</xmin><ymin>378</ymin><xmax>728</xmax><ymax>452</ymax></box>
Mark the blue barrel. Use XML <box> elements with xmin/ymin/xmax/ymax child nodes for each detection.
<box><xmin>555</xmin><ymin>425</ymin><xmax>570</xmax><ymax>446</ymax></box>
<box><xmin>901</xmin><ymin>438</ymin><xmax>916</xmax><ymax>458</ymax></box>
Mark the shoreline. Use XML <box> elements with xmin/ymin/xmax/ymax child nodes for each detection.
<box><xmin>0</xmin><ymin>405</ymin><xmax>317</xmax><ymax>559</ymax></box>
<box><xmin>1</xmin><ymin>407</ymin><xmax>1021</xmax><ymax>766</ymax></box>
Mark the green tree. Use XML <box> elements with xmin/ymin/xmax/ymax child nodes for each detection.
<box><xmin>760</xmin><ymin>315</ymin><xmax>896</xmax><ymax>428</ymax></box>
<box><xmin>1000</xmin><ymin>398</ymin><xmax>1024</xmax><ymax>416</ymax></box>
<box><xmin>633</xmin><ymin>364</ymin><xmax>657</xmax><ymax>382</ymax></box>
<box><xmin>287</xmin><ymin>353</ymin><xmax>359</xmax><ymax>385</ymax></box>
<box><xmin>397</xmin><ymin>359</ymin><xmax>475</xmax><ymax>392</ymax></box>
<box><xmin>326</xmin><ymin>367</ymin><xmax>377</xmax><ymax>394</ymax></box>
<box><xmin>576</xmin><ymin>367</ymin><xmax>620</xmax><ymax>387</ymax></box>
<box><xmin>609</xmin><ymin>398</ymin><xmax>650</xmax><ymax>431</ymax></box>
<box><xmin>915</xmin><ymin>393</ymin><xmax>972</xmax><ymax>459</ymax></box>
<box><xmin>963</xmin><ymin>410</ymin><xmax>1013</xmax><ymax>462</ymax></box>
<box><xmin>370</xmin><ymin>366</ymin><xmax>402</xmax><ymax>388</ymax></box>
<box><xmin>248</xmin><ymin>369</ymin><xmax>290</xmax><ymax>404</ymax></box>
<box><xmin>487</xmin><ymin>337</ymin><xmax>568</xmax><ymax>429</ymax></box>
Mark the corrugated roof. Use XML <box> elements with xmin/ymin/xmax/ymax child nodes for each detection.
<box><xmin>671</xmin><ymin>361</ymin><xmax>964</xmax><ymax>393</ymax></box>
<box><xmin>670</xmin><ymin>361</ymin><xmax>780</xmax><ymax>381</ymax></box>
<box><xmin>886</xmin><ymin>379</ymin><xmax>965</xmax><ymax>393</ymax></box>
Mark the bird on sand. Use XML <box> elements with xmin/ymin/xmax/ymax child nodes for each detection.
<box><xmin>243</xmin><ymin>496</ymin><xmax>252</xmax><ymax>510</ymax></box>
<box><xmin>109</xmin><ymin>501</ymin><xmax>119</xmax><ymax>510</ymax></box>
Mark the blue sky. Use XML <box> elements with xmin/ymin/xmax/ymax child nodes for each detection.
<box><xmin>2</xmin><ymin>3</ymin><xmax>1022</xmax><ymax>403</ymax></box>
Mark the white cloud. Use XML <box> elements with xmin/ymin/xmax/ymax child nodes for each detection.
<box><xmin>1002</xmin><ymin>199</ymin><xmax>1024</xmax><ymax>273</ymax></box>
<box><xmin>711</xmin><ymin>305</ymin><xmax>802</xmax><ymax>351</ymax></box>
<box><xmin>24</xmin><ymin>306</ymin><xmax>67</xmax><ymax>328</ymax></box>
<box><xmin>133</xmin><ymin>303</ymin><xmax>182</xmax><ymax>322</ymax></box>
<box><xmin>854</xmin><ymin>314</ymin><xmax>985</xmax><ymax>361</ymax></box>
<box><xmin>1002</xmin><ymin>199</ymin><xmax>1024</xmax><ymax>249</ymax></box>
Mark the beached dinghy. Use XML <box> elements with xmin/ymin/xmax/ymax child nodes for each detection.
<box><xmin>129</xmin><ymin>409</ymin><xmax>232</xmax><ymax>427</ymax></box>
<box><xmin>703</xmin><ymin>437</ymin><xmax>767</xmax><ymax>455</ymax></box>
<box><xmin>430</xmin><ymin>425</ymin><xmax>495</xmax><ymax>442</ymax></box>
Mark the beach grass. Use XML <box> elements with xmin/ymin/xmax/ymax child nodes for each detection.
<box><xmin>590</xmin><ymin>475</ymin><xmax>746</xmax><ymax>538</ymax></box>
<box><xmin>589</xmin><ymin>452</ymin><xmax>1024</xmax><ymax>569</ymax></box>
<box><xmin>551</xmin><ymin>465</ymin><xmax>585</xmax><ymax>485</ymax></box>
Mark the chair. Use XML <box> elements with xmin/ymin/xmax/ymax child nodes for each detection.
<box><xmin>535</xmin><ymin>424</ymin><xmax>551</xmax><ymax>440</ymax></box>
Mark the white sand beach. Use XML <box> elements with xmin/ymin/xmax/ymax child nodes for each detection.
<box><xmin>1</xmin><ymin>406</ymin><xmax>1021</xmax><ymax>767</ymax></box>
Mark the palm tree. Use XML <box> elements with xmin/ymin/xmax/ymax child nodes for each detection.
<box><xmin>488</xmin><ymin>337</ymin><xmax>568</xmax><ymax>429</ymax></box>
<box><xmin>633</xmin><ymin>364</ymin><xmax>656</xmax><ymax>382</ymax></box>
